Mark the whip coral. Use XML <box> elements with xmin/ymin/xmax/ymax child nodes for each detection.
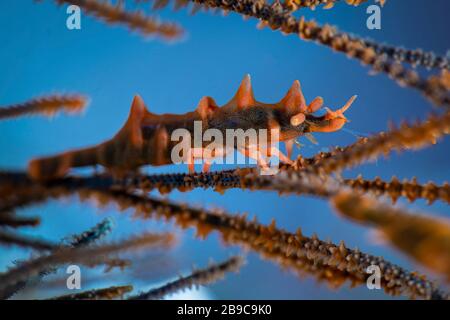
<box><xmin>180</xmin><ymin>0</ymin><xmax>449</xmax><ymax>105</ymax></box>
<box><xmin>0</xmin><ymin>95</ymin><xmax>88</xmax><ymax>120</ymax></box>
<box><xmin>141</xmin><ymin>0</ymin><xmax>449</xmax><ymax>72</ymax></box>
<box><xmin>53</xmin><ymin>0</ymin><xmax>183</xmax><ymax>38</ymax></box>
<box><xmin>0</xmin><ymin>231</ymin><xmax>57</xmax><ymax>251</ymax></box>
<box><xmin>0</xmin><ymin>212</ymin><xmax>40</xmax><ymax>228</ymax></box>
<box><xmin>57</xmin><ymin>187</ymin><xmax>448</xmax><ymax>300</ymax></box>
<box><xmin>129</xmin><ymin>256</ymin><xmax>245</xmax><ymax>299</ymax></box>
<box><xmin>308</xmin><ymin>111</ymin><xmax>450</xmax><ymax>174</ymax></box>
<box><xmin>0</xmin><ymin>218</ymin><xmax>116</xmax><ymax>299</ymax></box>
<box><xmin>333</xmin><ymin>192</ymin><xmax>450</xmax><ymax>280</ymax></box>
<box><xmin>344</xmin><ymin>176</ymin><xmax>450</xmax><ymax>204</ymax></box>
<box><xmin>50</xmin><ymin>285</ymin><xmax>133</xmax><ymax>300</ymax></box>
<box><xmin>1</xmin><ymin>0</ymin><xmax>449</xmax><ymax>301</ymax></box>
<box><xmin>0</xmin><ymin>232</ymin><xmax>175</xmax><ymax>298</ymax></box>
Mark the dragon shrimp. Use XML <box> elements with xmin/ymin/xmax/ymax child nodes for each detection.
<box><xmin>28</xmin><ymin>75</ymin><xmax>356</xmax><ymax>180</ymax></box>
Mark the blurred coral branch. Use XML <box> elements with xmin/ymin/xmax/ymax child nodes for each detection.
<box><xmin>0</xmin><ymin>232</ymin><xmax>175</xmax><ymax>298</ymax></box>
<box><xmin>2</xmin><ymin>0</ymin><xmax>449</xmax><ymax>301</ymax></box>
<box><xmin>344</xmin><ymin>176</ymin><xmax>450</xmax><ymax>204</ymax></box>
<box><xmin>129</xmin><ymin>256</ymin><xmax>244</xmax><ymax>299</ymax></box>
<box><xmin>308</xmin><ymin>111</ymin><xmax>450</xmax><ymax>174</ymax></box>
<box><xmin>333</xmin><ymin>192</ymin><xmax>450</xmax><ymax>280</ymax></box>
<box><xmin>0</xmin><ymin>231</ymin><xmax>57</xmax><ymax>251</ymax></box>
<box><xmin>52</xmin><ymin>0</ymin><xmax>183</xmax><ymax>39</ymax></box>
<box><xmin>0</xmin><ymin>218</ymin><xmax>114</xmax><ymax>299</ymax></box>
<box><xmin>0</xmin><ymin>95</ymin><xmax>88</xmax><ymax>120</ymax></box>
<box><xmin>49</xmin><ymin>285</ymin><xmax>133</xmax><ymax>300</ymax></box>
<box><xmin>67</xmin><ymin>187</ymin><xmax>448</xmax><ymax>299</ymax></box>
<box><xmin>0</xmin><ymin>211</ymin><xmax>40</xmax><ymax>228</ymax></box>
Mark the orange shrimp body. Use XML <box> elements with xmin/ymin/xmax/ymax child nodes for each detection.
<box><xmin>28</xmin><ymin>75</ymin><xmax>356</xmax><ymax>180</ymax></box>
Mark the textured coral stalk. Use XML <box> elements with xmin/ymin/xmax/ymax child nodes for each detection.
<box><xmin>142</xmin><ymin>0</ymin><xmax>447</xmax><ymax>72</ymax></box>
<box><xmin>3</xmin><ymin>166</ymin><xmax>449</xmax><ymax>213</ymax></box>
<box><xmin>70</xmin><ymin>188</ymin><xmax>448</xmax><ymax>300</ymax></box>
<box><xmin>0</xmin><ymin>212</ymin><xmax>40</xmax><ymax>228</ymax></box>
<box><xmin>136</xmin><ymin>0</ymin><xmax>189</xmax><ymax>10</ymax></box>
<box><xmin>290</xmin><ymin>138</ymin><xmax>369</xmax><ymax>171</ymax></box>
<box><xmin>0</xmin><ymin>171</ymin><xmax>70</xmax><ymax>215</ymax></box>
<box><xmin>66</xmin><ymin>218</ymin><xmax>114</xmax><ymax>247</ymax></box>
<box><xmin>0</xmin><ymin>218</ymin><xmax>114</xmax><ymax>299</ymax></box>
<box><xmin>309</xmin><ymin>111</ymin><xmax>450</xmax><ymax>174</ymax></box>
<box><xmin>333</xmin><ymin>192</ymin><xmax>450</xmax><ymax>280</ymax></box>
<box><xmin>285</xmin><ymin>0</ymin><xmax>349</xmax><ymax>11</ymax></box>
<box><xmin>54</xmin><ymin>0</ymin><xmax>183</xmax><ymax>39</ymax></box>
<box><xmin>344</xmin><ymin>176</ymin><xmax>450</xmax><ymax>204</ymax></box>
<box><xmin>118</xmin><ymin>169</ymin><xmax>450</xmax><ymax>204</ymax></box>
<box><xmin>49</xmin><ymin>285</ymin><xmax>133</xmax><ymax>300</ymax></box>
<box><xmin>275</xmin><ymin>2</ymin><xmax>449</xmax><ymax>71</ymax></box>
<box><xmin>0</xmin><ymin>231</ymin><xmax>57</xmax><ymax>251</ymax></box>
<box><xmin>0</xmin><ymin>95</ymin><xmax>87</xmax><ymax>120</ymax></box>
<box><xmin>0</xmin><ymin>191</ymin><xmax>50</xmax><ymax>216</ymax></box>
<box><xmin>188</xmin><ymin>0</ymin><xmax>449</xmax><ymax>105</ymax></box>
<box><xmin>0</xmin><ymin>233</ymin><xmax>175</xmax><ymax>297</ymax></box>
<box><xmin>147</xmin><ymin>0</ymin><xmax>448</xmax><ymax>71</ymax></box>
<box><xmin>2</xmin><ymin>176</ymin><xmax>446</xmax><ymax>298</ymax></box>
<box><xmin>281</xmin><ymin>0</ymin><xmax>448</xmax><ymax>72</ymax></box>
<box><xmin>129</xmin><ymin>256</ymin><xmax>244</xmax><ymax>299</ymax></box>
<box><xmin>362</xmin><ymin>39</ymin><xmax>449</xmax><ymax>71</ymax></box>
<box><xmin>93</xmin><ymin>166</ymin><xmax>449</xmax><ymax>205</ymax></box>
<box><xmin>282</xmin><ymin>0</ymin><xmax>387</xmax><ymax>11</ymax></box>
<box><xmin>1</xmin><ymin>168</ymin><xmax>338</xmax><ymax>202</ymax></box>
<box><xmin>1</xmin><ymin>175</ymin><xmax>445</xmax><ymax>299</ymax></box>
<box><xmin>147</xmin><ymin>0</ymin><xmax>375</xmax><ymax>12</ymax></box>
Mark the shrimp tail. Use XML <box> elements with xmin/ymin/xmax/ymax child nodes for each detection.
<box><xmin>28</xmin><ymin>145</ymin><xmax>100</xmax><ymax>181</ymax></box>
<box><xmin>28</xmin><ymin>95</ymin><xmax>149</xmax><ymax>181</ymax></box>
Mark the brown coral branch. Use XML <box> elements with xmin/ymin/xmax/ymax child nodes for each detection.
<box><xmin>0</xmin><ymin>212</ymin><xmax>40</xmax><ymax>228</ymax></box>
<box><xmin>362</xmin><ymin>40</ymin><xmax>449</xmax><ymax>71</ymax></box>
<box><xmin>72</xmin><ymin>167</ymin><xmax>450</xmax><ymax>205</ymax></box>
<box><xmin>144</xmin><ymin>0</ymin><xmax>373</xmax><ymax>11</ymax></box>
<box><xmin>128</xmin><ymin>256</ymin><xmax>244</xmax><ymax>299</ymax></box>
<box><xmin>0</xmin><ymin>231</ymin><xmax>57</xmax><ymax>251</ymax></box>
<box><xmin>53</xmin><ymin>0</ymin><xmax>183</xmax><ymax>39</ymax></box>
<box><xmin>0</xmin><ymin>218</ymin><xmax>115</xmax><ymax>299</ymax></box>
<box><xmin>308</xmin><ymin>111</ymin><xmax>450</xmax><ymax>174</ymax></box>
<box><xmin>139</xmin><ymin>0</ymin><xmax>448</xmax><ymax>72</ymax></box>
<box><xmin>0</xmin><ymin>171</ymin><xmax>445</xmax><ymax>298</ymax></box>
<box><xmin>0</xmin><ymin>95</ymin><xmax>88</xmax><ymax>120</ymax></box>
<box><xmin>49</xmin><ymin>285</ymin><xmax>133</xmax><ymax>300</ymax></box>
<box><xmin>186</xmin><ymin>0</ymin><xmax>448</xmax><ymax>105</ymax></box>
<box><xmin>69</xmin><ymin>188</ymin><xmax>448</xmax><ymax>300</ymax></box>
<box><xmin>142</xmin><ymin>0</ymin><xmax>380</xmax><ymax>12</ymax></box>
<box><xmin>332</xmin><ymin>192</ymin><xmax>450</xmax><ymax>280</ymax></box>
<box><xmin>0</xmin><ymin>171</ymin><xmax>66</xmax><ymax>215</ymax></box>
<box><xmin>0</xmin><ymin>192</ymin><xmax>51</xmax><ymax>217</ymax></box>
<box><xmin>281</xmin><ymin>2</ymin><xmax>449</xmax><ymax>72</ymax></box>
<box><xmin>136</xmin><ymin>0</ymin><xmax>189</xmax><ymax>10</ymax></box>
<box><xmin>344</xmin><ymin>176</ymin><xmax>450</xmax><ymax>204</ymax></box>
<box><xmin>0</xmin><ymin>232</ymin><xmax>175</xmax><ymax>297</ymax></box>
<box><xmin>3</xmin><ymin>161</ymin><xmax>449</xmax><ymax>210</ymax></box>
<box><xmin>0</xmin><ymin>167</ymin><xmax>338</xmax><ymax>204</ymax></box>
<box><xmin>286</xmin><ymin>0</ymin><xmax>351</xmax><ymax>11</ymax></box>
<box><xmin>65</xmin><ymin>217</ymin><xmax>114</xmax><ymax>247</ymax></box>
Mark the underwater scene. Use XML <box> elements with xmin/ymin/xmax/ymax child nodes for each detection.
<box><xmin>0</xmin><ymin>0</ymin><xmax>449</xmax><ymax>301</ymax></box>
